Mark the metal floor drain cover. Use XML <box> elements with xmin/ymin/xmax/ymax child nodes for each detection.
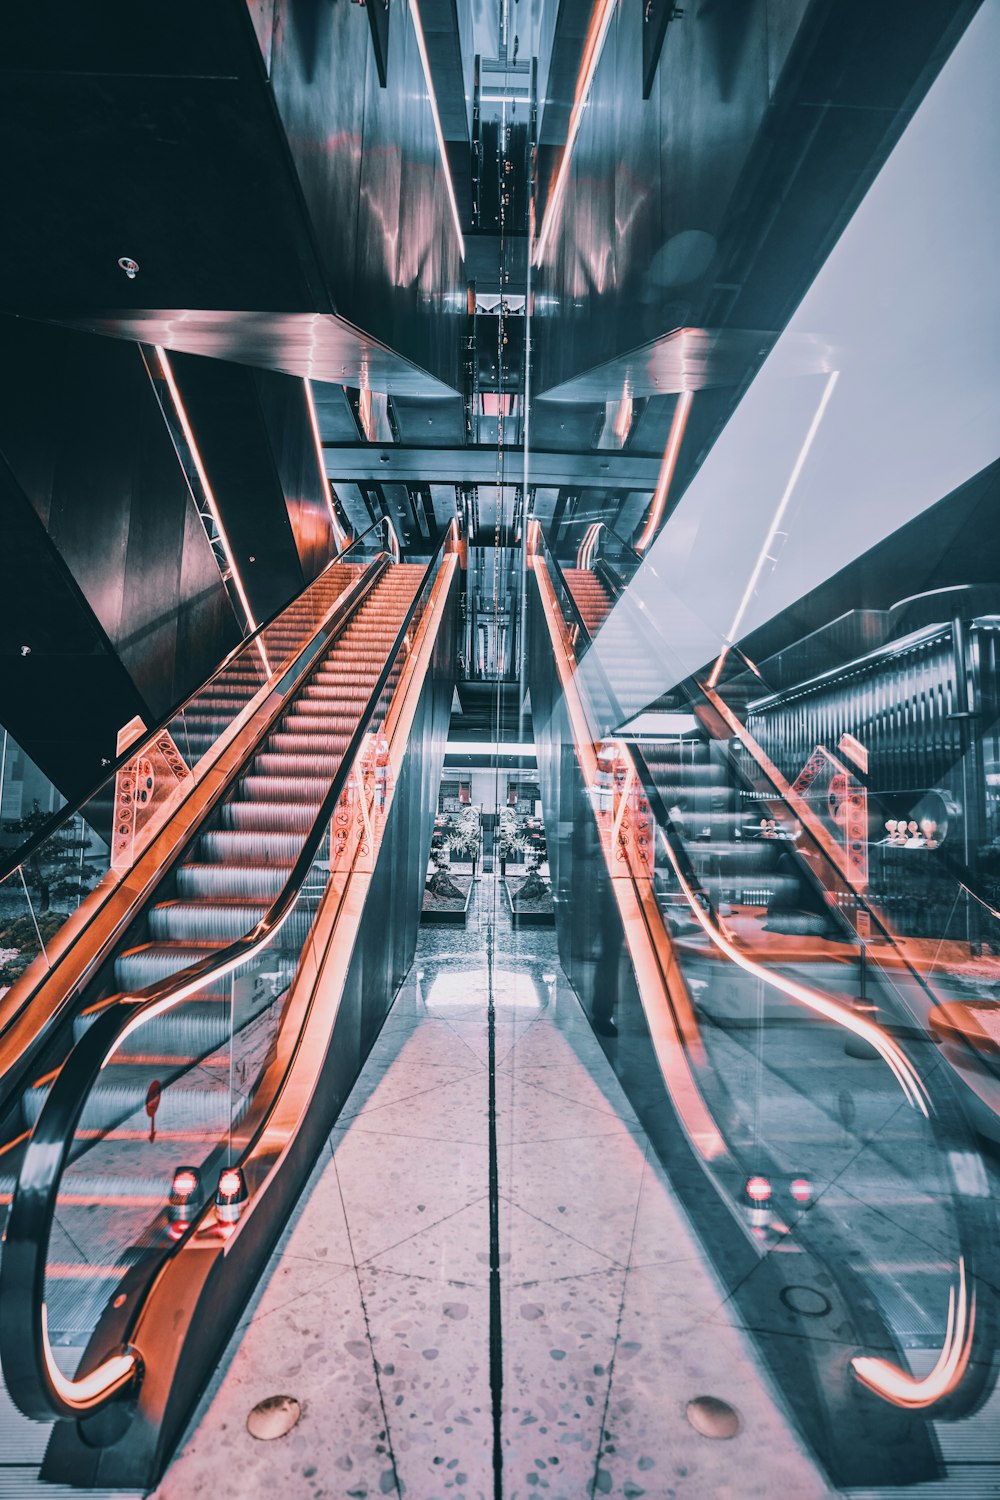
<box><xmin>780</xmin><ymin>1283</ymin><xmax>832</xmax><ymax>1318</ymax></box>
<box><xmin>686</xmin><ymin>1395</ymin><xmax>742</xmax><ymax>1439</ymax></box>
<box><xmin>247</xmin><ymin>1394</ymin><xmax>301</xmax><ymax>1440</ymax></box>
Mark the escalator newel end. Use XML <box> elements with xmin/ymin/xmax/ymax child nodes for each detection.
<box><xmin>167</xmin><ymin>1166</ymin><xmax>203</xmax><ymax>1237</ymax></box>
<box><xmin>215</xmin><ymin>1166</ymin><xmax>248</xmax><ymax>1225</ymax></box>
<box><xmin>744</xmin><ymin>1174</ymin><xmax>773</xmax><ymax>1230</ymax></box>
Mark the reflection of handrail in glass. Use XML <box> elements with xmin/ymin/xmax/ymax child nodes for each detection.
<box><xmin>590</xmin><ymin>547</ymin><xmax>1000</xmax><ymax>995</ymax></box>
<box><xmin>532</xmin><ymin>524</ymin><xmax>996</xmax><ymax>1420</ymax></box>
<box><xmin>697</xmin><ymin>679</ymin><xmax>994</xmax><ymax>1012</ymax></box>
<box><xmin>546</xmin><ymin>533</ymin><xmax>927</xmax><ymax>1102</ymax></box>
<box><xmin>0</xmin><ymin>523</ymin><xmax>456</xmax><ymax>1424</ymax></box>
<box><xmin>575</xmin><ymin>519</ymin><xmax>644</xmax><ymax>574</ymax></box>
<box><xmin>0</xmin><ymin>518</ymin><xmax>396</xmax><ymax>890</ymax></box>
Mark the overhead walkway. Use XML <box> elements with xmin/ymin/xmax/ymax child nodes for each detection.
<box><xmin>0</xmin><ymin>520</ymin><xmax>459</xmax><ymax>1489</ymax></box>
<box><xmin>528</xmin><ymin>522</ymin><xmax>1000</xmax><ymax>1495</ymax></box>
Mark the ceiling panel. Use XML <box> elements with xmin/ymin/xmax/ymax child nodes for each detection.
<box><xmin>42</xmin><ymin>311</ymin><xmax>458</xmax><ymax>395</ymax></box>
<box><xmin>391</xmin><ymin>394</ymin><xmax>467</xmax><ymax>446</ymax></box>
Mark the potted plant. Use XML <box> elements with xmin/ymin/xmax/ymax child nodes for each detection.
<box><xmin>497</xmin><ymin>807</ymin><xmax>527</xmax><ymax>876</ymax></box>
<box><xmin>424</xmin><ymin>843</ymin><xmax>466</xmax><ymax>902</ymax></box>
<box><xmin>514</xmin><ymin>847</ymin><xmax>550</xmax><ymax>905</ymax></box>
<box><xmin>447</xmin><ymin>806</ymin><xmax>483</xmax><ymax>880</ymax></box>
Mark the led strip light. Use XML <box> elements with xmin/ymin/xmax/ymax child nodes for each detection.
<box><xmin>157</xmin><ymin>348</ymin><xmax>260</xmax><ymax>643</ymax></box>
<box><xmin>409</xmin><ymin>0</ymin><xmax>466</xmax><ymax>258</ymax></box>
<box><xmin>708</xmin><ymin>370</ymin><xmax>839</xmax><ymax>686</ymax></box>
<box><xmin>304</xmin><ymin>378</ymin><xmax>349</xmax><ymax>550</ymax></box>
<box><xmin>635</xmin><ymin>388</ymin><xmax>693</xmax><ymax>553</ymax></box>
<box><xmin>534</xmin><ymin>0</ymin><xmax>617</xmax><ymax>266</ymax></box>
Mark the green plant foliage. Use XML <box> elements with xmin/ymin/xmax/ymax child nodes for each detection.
<box><xmin>0</xmin><ymin>802</ymin><xmax>98</xmax><ymax>986</ymax></box>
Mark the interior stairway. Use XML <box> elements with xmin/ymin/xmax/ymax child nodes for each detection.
<box><xmin>0</xmin><ymin>562</ymin><xmax>425</xmax><ymax>1354</ymax></box>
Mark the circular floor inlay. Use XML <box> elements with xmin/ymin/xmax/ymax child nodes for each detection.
<box><xmin>247</xmin><ymin>1394</ymin><xmax>301</xmax><ymax>1440</ymax></box>
<box><xmin>780</xmin><ymin>1283</ymin><xmax>833</xmax><ymax>1318</ymax></box>
<box><xmin>685</xmin><ymin>1396</ymin><xmax>742</xmax><ymax>1440</ymax></box>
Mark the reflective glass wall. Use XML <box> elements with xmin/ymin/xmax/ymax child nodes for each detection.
<box><xmin>524</xmin><ymin>4</ymin><xmax>1000</xmax><ymax>1488</ymax></box>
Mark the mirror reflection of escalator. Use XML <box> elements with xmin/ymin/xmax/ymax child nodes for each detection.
<box><xmin>538</xmin><ymin>537</ymin><xmax>998</xmax><ymax>1484</ymax></box>
<box><xmin>563</xmin><ymin>567</ymin><xmax>834</xmax><ymax>941</ymax></box>
<box><xmin>0</xmin><ymin>565</ymin><xmax>425</xmax><ymax>1364</ymax></box>
<box><xmin>562</xmin><ymin>567</ymin><xmax>665</xmax><ymax>721</ymax></box>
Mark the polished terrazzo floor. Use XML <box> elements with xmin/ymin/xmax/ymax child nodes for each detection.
<box><xmin>152</xmin><ymin>878</ymin><xmax>834</xmax><ymax>1500</ymax></box>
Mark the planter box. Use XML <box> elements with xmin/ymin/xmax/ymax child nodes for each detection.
<box><xmin>421</xmin><ymin>876</ymin><xmax>474</xmax><ymax>925</ymax></box>
<box><xmin>503</xmin><ymin>877</ymin><xmax>555</xmax><ymax>928</ymax></box>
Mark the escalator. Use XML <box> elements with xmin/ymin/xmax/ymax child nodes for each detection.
<box><xmin>0</xmin><ymin>523</ymin><xmax>459</xmax><ymax>1487</ymax></box>
<box><xmin>8</xmin><ymin>564</ymin><xmax>422</xmax><ymax>1201</ymax></box>
<box><xmin>563</xmin><ymin>566</ymin><xmax>833</xmax><ymax>938</ymax></box>
<box><xmin>0</xmin><ymin>523</ymin><xmax>398</xmax><ymax>1115</ymax></box>
<box><xmin>165</xmin><ymin>561</ymin><xmax>363</xmax><ymax>767</ymax></box>
<box><xmin>531</xmin><ymin>524</ymin><xmax>999</xmax><ymax>1492</ymax></box>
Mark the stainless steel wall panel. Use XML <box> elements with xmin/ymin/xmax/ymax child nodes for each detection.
<box><xmin>0</xmin><ymin>320</ymin><xmax>238</xmax><ymax>793</ymax></box>
<box><xmin>253</xmin><ymin>369</ymin><xmax>337</xmax><ymax>583</ymax></box>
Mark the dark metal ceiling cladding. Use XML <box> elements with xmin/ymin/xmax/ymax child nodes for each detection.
<box><xmin>0</xmin><ymin>0</ymin><xmax>464</xmax><ymax>391</ymax></box>
<box><xmin>531</xmin><ymin>0</ymin><xmax>979</xmax><ymax>510</ymax></box>
<box><xmin>163</xmin><ymin>352</ymin><xmax>311</xmax><ymax>623</ymax></box>
<box><xmin>265</xmin><ymin>0</ymin><xmax>465</xmax><ymax>390</ymax></box>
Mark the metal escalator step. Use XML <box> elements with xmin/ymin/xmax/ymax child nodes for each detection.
<box><xmin>252</xmin><ymin>753</ymin><xmax>339</xmax><ymax>777</ymax></box>
<box><xmin>267</xmin><ymin>733</ymin><xmax>354</xmax><ymax>754</ymax></box>
<box><xmin>22</xmin><ymin>1064</ymin><xmax>244</xmax><ymax>1133</ymax></box>
<box><xmin>148</xmin><ymin>901</ymin><xmax>269</xmax><ymax>943</ymax></box>
<box><xmin>176</xmin><ymin>863</ymin><xmax>292</xmax><ymax>900</ymax></box>
<box><xmin>199</xmin><ymin>830</ymin><xmax>304</xmax><ymax>862</ymax></box>
<box><xmin>74</xmin><ymin>1001</ymin><xmax>232</xmax><ymax>1057</ymax></box>
<box><xmin>221</xmin><ymin>802</ymin><xmax>322</xmax><ymax>833</ymax></box>
<box><xmin>278</xmin><ymin>718</ymin><xmax>362</xmax><ymax>739</ymax></box>
<box><xmin>300</xmin><ymin>685</ymin><xmax>374</xmax><ymax>702</ymax></box>
<box><xmin>114</xmin><ymin>942</ymin><xmax>219</xmax><ymax>991</ymax></box>
<box><xmin>238</xmin><ymin>775</ymin><xmax>333</xmax><ymax>802</ymax></box>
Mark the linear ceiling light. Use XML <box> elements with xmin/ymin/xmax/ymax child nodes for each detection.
<box><xmin>445</xmin><ymin>740</ymin><xmax>535</xmax><ymax>758</ymax></box>
<box><xmin>634</xmin><ymin>388</ymin><xmax>693</xmax><ymax>554</ymax></box>
<box><xmin>304</xmin><ymin>378</ymin><xmax>349</xmax><ymax>550</ymax></box>
<box><xmin>409</xmin><ymin>0</ymin><xmax>466</xmax><ymax>259</ymax></box>
<box><xmin>533</xmin><ymin>0</ymin><xmax>617</xmax><ymax>267</ymax></box>
<box><xmin>707</xmin><ymin>370</ymin><xmax>839</xmax><ymax>687</ymax></box>
<box><xmin>157</xmin><ymin>347</ymin><xmax>260</xmax><ymax>640</ymax></box>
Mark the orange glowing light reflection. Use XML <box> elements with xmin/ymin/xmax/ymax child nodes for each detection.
<box><xmin>534</xmin><ymin>0</ymin><xmax>618</xmax><ymax>266</ymax></box>
<box><xmin>157</xmin><ymin>348</ymin><xmax>269</xmax><ymax>672</ymax></box>
<box><xmin>304</xmin><ymin>378</ymin><xmax>348</xmax><ymax>550</ymax></box>
<box><xmin>409</xmin><ymin>0</ymin><xmax>466</xmax><ymax>258</ymax></box>
<box><xmin>852</xmin><ymin>1259</ymin><xmax>974</xmax><ymax>1407</ymax></box>
<box><xmin>612</xmin><ymin>393</ymin><xmax>633</xmax><ymax>446</ymax></box>
<box><xmin>635</xmin><ymin>389</ymin><xmax>693</xmax><ymax>553</ymax></box>
<box><xmin>357</xmin><ymin>387</ymin><xmax>375</xmax><ymax>443</ymax></box>
<box><xmin>41</xmin><ymin>1304</ymin><xmax>136</xmax><ymax>1412</ymax></box>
